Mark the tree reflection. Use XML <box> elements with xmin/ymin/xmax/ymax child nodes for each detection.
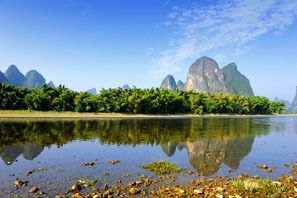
<box><xmin>0</xmin><ymin>118</ymin><xmax>277</xmax><ymax>175</ymax></box>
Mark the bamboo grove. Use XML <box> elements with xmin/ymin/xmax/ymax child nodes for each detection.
<box><xmin>0</xmin><ymin>83</ymin><xmax>286</xmax><ymax>114</ymax></box>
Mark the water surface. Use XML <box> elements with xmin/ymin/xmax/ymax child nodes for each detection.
<box><xmin>0</xmin><ymin>116</ymin><xmax>296</xmax><ymax>196</ymax></box>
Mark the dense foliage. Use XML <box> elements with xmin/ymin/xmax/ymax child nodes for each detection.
<box><xmin>0</xmin><ymin>83</ymin><xmax>286</xmax><ymax>114</ymax></box>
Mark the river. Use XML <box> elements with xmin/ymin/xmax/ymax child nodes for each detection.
<box><xmin>0</xmin><ymin>116</ymin><xmax>296</xmax><ymax>196</ymax></box>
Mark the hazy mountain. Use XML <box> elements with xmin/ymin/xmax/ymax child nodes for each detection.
<box><xmin>288</xmin><ymin>86</ymin><xmax>297</xmax><ymax>113</ymax></box>
<box><xmin>2</xmin><ymin>64</ymin><xmax>53</xmax><ymax>89</ymax></box>
<box><xmin>0</xmin><ymin>71</ymin><xmax>9</xmax><ymax>83</ymax></box>
<box><xmin>122</xmin><ymin>84</ymin><xmax>130</xmax><ymax>90</ymax></box>
<box><xmin>25</xmin><ymin>70</ymin><xmax>46</xmax><ymax>88</ymax></box>
<box><xmin>4</xmin><ymin>65</ymin><xmax>26</xmax><ymax>86</ymax></box>
<box><xmin>47</xmin><ymin>81</ymin><xmax>55</xmax><ymax>88</ymax></box>
<box><xmin>273</xmin><ymin>97</ymin><xmax>291</xmax><ymax>109</ymax></box>
<box><xmin>87</xmin><ymin>88</ymin><xmax>97</xmax><ymax>95</ymax></box>
<box><xmin>160</xmin><ymin>56</ymin><xmax>254</xmax><ymax>96</ymax></box>
<box><xmin>160</xmin><ymin>74</ymin><xmax>177</xmax><ymax>90</ymax></box>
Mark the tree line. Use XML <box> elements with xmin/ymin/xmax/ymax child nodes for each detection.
<box><xmin>0</xmin><ymin>83</ymin><xmax>286</xmax><ymax>114</ymax></box>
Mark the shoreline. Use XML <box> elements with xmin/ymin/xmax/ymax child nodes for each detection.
<box><xmin>8</xmin><ymin>162</ymin><xmax>297</xmax><ymax>197</ymax></box>
<box><xmin>0</xmin><ymin>110</ymin><xmax>296</xmax><ymax>119</ymax></box>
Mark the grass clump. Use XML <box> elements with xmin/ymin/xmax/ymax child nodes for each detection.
<box><xmin>77</xmin><ymin>176</ymin><xmax>100</xmax><ymax>187</ymax></box>
<box><xmin>142</xmin><ymin>160</ymin><xmax>182</xmax><ymax>175</ymax></box>
<box><xmin>232</xmin><ymin>178</ymin><xmax>285</xmax><ymax>197</ymax></box>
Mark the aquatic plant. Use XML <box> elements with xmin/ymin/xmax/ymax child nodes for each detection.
<box><xmin>142</xmin><ymin>160</ymin><xmax>182</xmax><ymax>175</ymax></box>
<box><xmin>77</xmin><ymin>176</ymin><xmax>100</xmax><ymax>187</ymax></box>
<box><xmin>232</xmin><ymin>178</ymin><xmax>285</xmax><ymax>197</ymax></box>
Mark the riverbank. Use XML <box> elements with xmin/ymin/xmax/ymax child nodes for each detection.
<box><xmin>0</xmin><ymin>110</ymin><xmax>296</xmax><ymax>119</ymax></box>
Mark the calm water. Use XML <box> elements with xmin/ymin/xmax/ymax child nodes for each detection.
<box><xmin>0</xmin><ymin>116</ymin><xmax>297</xmax><ymax>196</ymax></box>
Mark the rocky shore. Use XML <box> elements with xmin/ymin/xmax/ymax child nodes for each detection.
<box><xmin>9</xmin><ymin>161</ymin><xmax>297</xmax><ymax>197</ymax></box>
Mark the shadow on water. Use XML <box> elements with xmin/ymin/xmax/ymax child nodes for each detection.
<box><xmin>0</xmin><ymin>117</ymin><xmax>284</xmax><ymax>174</ymax></box>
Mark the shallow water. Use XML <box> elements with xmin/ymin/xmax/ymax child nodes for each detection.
<box><xmin>0</xmin><ymin>116</ymin><xmax>296</xmax><ymax>196</ymax></box>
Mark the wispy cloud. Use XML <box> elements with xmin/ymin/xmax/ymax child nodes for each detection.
<box><xmin>151</xmin><ymin>0</ymin><xmax>297</xmax><ymax>76</ymax></box>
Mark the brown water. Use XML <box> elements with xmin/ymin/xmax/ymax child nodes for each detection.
<box><xmin>0</xmin><ymin>116</ymin><xmax>296</xmax><ymax>196</ymax></box>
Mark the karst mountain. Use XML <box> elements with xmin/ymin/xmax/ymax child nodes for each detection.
<box><xmin>160</xmin><ymin>56</ymin><xmax>254</xmax><ymax>96</ymax></box>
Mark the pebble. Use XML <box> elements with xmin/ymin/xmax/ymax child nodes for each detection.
<box><xmin>194</xmin><ymin>189</ymin><xmax>203</xmax><ymax>194</ymax></box>
<box><xmin>216</xmin><ymin>194</ymin><xmax>223</xmax><ymax>198</ymax></box>
<box><xmin>26</xmin><ymin>169</ymin><xmax>35</xmax><ymax>176</ymax></box>
<box><xmin>71</xmin><ymin>184</ymin><xmax>81</xmax><ymax>193</ymax></box>
<box><xmin>129</xmin><ymin>187</ymin><xmax>140</xmax><ymax>195</ymax></box>
<box><xmin>109</xmin><ymin>160</ymin><xmax>120</xmax><ymax>164</ymax></box>
<box><xmin>253</xmin><ymin>175</ymin><xmax>260</xmax><ymax>179</ymax></box>
<box><xmin>29</xmin><ymin>186</ymin><xmax>39</xmax><ymax>193</ymax></box>
<box><xmin>55</xmin><ymin>196</ymin><xmax>66</xmax><ymax>198</ymax></box>
<box><xmin>216</xmin><ymin>187</ymin><xmax>225</xmax><ymax>192</ymax></box>
<box><xmin>266</xmin><ymin>168</ymin><xmax>273</xmax><ymax>173</ymax></box>
<box><xmin>82</xmin><ymin>162</ymin><xmax>94</xmax><ymax>166</ymax></box>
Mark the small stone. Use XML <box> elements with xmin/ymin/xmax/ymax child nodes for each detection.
<box><xmin>26</xmin><ymin>169</ymin><xmax>35</xmax><ymax>176</ymax></box>
<box><xmin>104</xmin><ymin>189</ymin><xmax>113</xmax><ymax>196</ymax></box>
<box><xmin>109</xmin><ymin>160</ymin><xmax>120</xmax><ymax>164</ymax></box>
<box><xmin>82</xmin><ymin>161</ymin><xmax>95</xmax><ymax>166</ymax></box>
<box><xmin>14</xmin><ymin>178</ymin><xmax>22</xmax><ymax>187</ymax></box>
<box><xmin>71</xmin><ymin>184</ymin><xmax>81</xmax><ymax>193</ymax></box>
<box><xmin>194</xmin><ymin>189</ymin><xmax>203</xmax><ymax>194</ymax></box>
<box><xmin>29</xmin><ymin>186</ymin><xmax>39</xmax><ymax>193</ymax></box>
<box><xmin>216</xmin><ymin>194</ymin><xmax>223</xmax><ymax>198</ymax></box>
<box><xmin>188</xmin><ymin>171</ymin><xmax>194</xmax><ymax>175</ymax></box>
<box><xmin>115</xmin><ymin>179</ymin><xmax>122</xmax><ymax>183</ymax></box>
<box><xmin>262</xmin><ymin>164</ymin><xmax>268</xmax><ymax>169</ymax></box>
<box><xmin>284</xmin><ymin>163</ymin><xmax>291</xmax><ymax>167</ymax></box>
<box><xmin>55</xmin><ymin>196</ymin><xmax>66</xmax><ymax>198</ymax></box>
<box><xmin>39</xmin><ymin>191</ymin><xmax>45</xmax><ymax>195</ymax></box>
<box><xmin>150</xmin><ymin>191</ymin><xmax>156</xmax><ymax>195</ymax></box>
<box><xmin>266</xmin><ymin>168</ymin><xmax>273</xmax><ymax>173</ymax></box>
<box><xmin>129</xmin><ymin>187</ymin><xmax>140</xmax><ymax>195</ymax></box>
<box><xmin>253</xmin><ymin>175</ymin><xmax>260</xmax><ymax>179</ymax></box>
<box><xmin>216</xmin><ymin>187</ymin><xmax>225</xmax><ymax>192</ymax></box>
<box><xmin>176</xmin><ymin>188</ymin><xmax>184</xmax><ymax>196</ymax></box>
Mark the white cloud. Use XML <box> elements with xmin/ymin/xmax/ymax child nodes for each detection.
<box><xmin>151</xmin><ymin>0</ymin><xmax>297</xmax><ymax>76</ymax></box>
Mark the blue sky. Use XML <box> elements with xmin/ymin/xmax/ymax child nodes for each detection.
<box><xmin>0</xmin><ymin>0</ymin><xmax>297</xmax><ymax>102</ymax></box>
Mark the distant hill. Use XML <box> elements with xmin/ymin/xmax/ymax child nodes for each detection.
<box><xmin>0</xmin><ymin>71</ymin><xmax>9</xmax><ymax>83</ymax></box>
<box><xmin>87</xmin><ymin>88</ymin><xmax>97</xmax><ymax>95</ymax></box>
<box><xmin>2</xmin><ymin>65</ymin><xmax>53</xmax><ymax>89</ymax></box>
<box><xmin>25</xmin><ymin>70</ymin><xmax>46</xmax><ymax>88</ymax></box>
<box><xmin>160</xmin><ymin>56</ymin><xmax>254</xmax><ymax>96</ymax></box>
<box><xmin>4</xmin><ymin>65</ymin><xmax>27</xmax><ymax>86</ymax></box>
<box><xmin>287</xmin><ymin>86</ymin><xmax>297</xmax><ymax>113</ymax></box>
<box><xmin>122</xmin><ymin>84</ymin><xmax>130</xmax><ymax>90</ymax></box>
<box><xmin>160</xmin><ymin>75</ymin><xmax>177</xmax><ymax>90</ymax></box>
<box><xmin>273</xmin><ymin>97</ymin><xmax>291</xmax><ymax>110</ymax></box>
<box><xmin>47</xmin><ymin>81</ymin><xmax>55</xmax><ymax>88</ymax></box>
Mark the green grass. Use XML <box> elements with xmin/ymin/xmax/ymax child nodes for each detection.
<box><xmin>232</xmin><ymin>178</ymin><xmax>284</xmax><ymax>197</ymax></box>
<box><xmin>142</xmin><ymin>160</ymin><xmax>183</xmax><ymax>175</ymax></box>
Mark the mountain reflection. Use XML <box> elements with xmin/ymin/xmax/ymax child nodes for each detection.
<box><xmin>0</xmin><ymin>144</ymin><xmax>43</xmax><ymax>165</ymax></box>
<box><xmin>0</xmin><ymin>118</ymin><xmax>272</xmax><ymax>174</ymax></box>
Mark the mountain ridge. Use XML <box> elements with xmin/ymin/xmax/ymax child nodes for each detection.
<box><xmin>2</xmin><ymin>65</ymin><xmax>54</xmax><ymax>89</ymax></box>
